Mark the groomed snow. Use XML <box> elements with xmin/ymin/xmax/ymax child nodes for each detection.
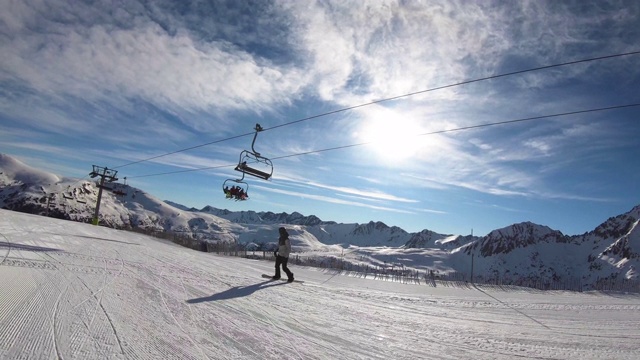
<box><xmin>1</xmin><ymin>209</ymin><xmax>639</xmax><ymax>359</ymax></box>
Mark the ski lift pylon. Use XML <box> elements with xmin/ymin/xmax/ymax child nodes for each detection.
<box><xmin>234</xmin><ymin>123</ymin><xmax>273</xmax><ymax>180</ymax></box>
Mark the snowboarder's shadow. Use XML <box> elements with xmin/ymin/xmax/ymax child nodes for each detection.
<box><xmin>0</xmin><ymin>241</ymin><xmax>61</xmax><ymax>252</ymax></box>
<box><xmin>186</xmin><ymin>280</ymin><xmax>286</xmax><ymax>303</ymax></box>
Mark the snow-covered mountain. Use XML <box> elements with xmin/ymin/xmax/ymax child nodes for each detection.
<box><xmin>446</xmin><ymin>213</ymin><xmax>640</xmax><ymax>286</ymax></box>
<box><xmin>0</xmin><ymin>154</ymin><xmax>242</xmax><ymax>243</ymax></box>
<box><xmin>199</xmin><ymin>206</ymin><xmax>328</xmax><ymax>227</ymax></box>
<box><xmin>1</xmin><ymin>153</ymin><xmax>639</xmax><ymax>289</ymax></box>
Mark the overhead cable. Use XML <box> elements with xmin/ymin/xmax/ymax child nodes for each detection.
<box><xmin>111</xmin><ymin>132</ymin><xmax>254</xmax><ymax>169</ymax></box>
<box><xmin>263</xmin><ymin>50</ymin><xmax>640</xmax><ymax>132</ymax></box>
<box><xmin>112</xmin><ymin>50</ymin><xmax>640</xmax><ymax>170</ymax></box>
<box><xmin>127</xmin><ymin>102</ymin><xmax>640</xmax><ymax>179</ymax></box>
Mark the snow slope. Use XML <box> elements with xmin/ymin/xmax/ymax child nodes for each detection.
<box><xmin>2</xmin><ymin>153</ymin><xmax>640</xmax><ymax>290</ymax></box>
<box><xmin>1</xmin><ymin>209</ymin><xmax>639</xmax><ymax>359</ymax></box>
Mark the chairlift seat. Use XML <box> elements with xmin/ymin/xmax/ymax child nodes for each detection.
<box><xmin>235</xmin><ymin>150</ymin><xmax>273</xmax><ymax>180</ymax></box>
<box><xmin>235</xmin><ymin>162</ymin><xmax>271</xmax><ymax>180</ymax></box>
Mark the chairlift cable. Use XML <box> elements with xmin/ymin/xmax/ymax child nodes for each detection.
<box><xmin>270</xmin><ymin>102</ymin><xmax>640</xmax><ymax>160</ymax></box>
<box><xmin>263</xmin><ymin>51</ymin><xmax>640</xmax><ymax>132</ymax></box>
<box><xmin>110</xmin><ymin>131</ymin><xmax>255</xmax><ymax>169</ymax></box>
<box><xmin>127</xmin><ymin>102</ymin><xmax>640</xmax><ymax>179</ymax></box>
<box><xmin>108</xmin><ymin>50</ymin><xmax>640</xmax><ymax>170</ymax></box>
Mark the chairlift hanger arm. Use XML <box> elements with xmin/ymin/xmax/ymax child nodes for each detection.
<box><xmin>251</xmin><ymin>123</ymin><xmax>263</xmax><ymax>156</ymax></box>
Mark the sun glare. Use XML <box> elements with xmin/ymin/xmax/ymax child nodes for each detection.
<box><xmin>359</xmin><ymin>115</ymin><xmax>424</xmax><ymax>163</ymax></box>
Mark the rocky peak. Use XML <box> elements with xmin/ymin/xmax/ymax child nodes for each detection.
<box><xmin>599</xmin><ymin>219</ymin><xmax>640</xmax><ymax>263</ymax></box>
<box><xmin>590</xmin><ymin>206</ymin><xmax>639</xmax><ymax>240</ymax></box>
<box><xmin>405</xmin><ymin>229</ymin><xmax>439</xmax><ymax>248</ymax></box>
<box><xmin>352</xmin><ymin>221</ymin><xmax>390</xmax><ymax>235</ymax></box>
<box><xmin>475</xmin><ymin>222</ymin><xmax>567</xmax><ymax>257</ymax></box>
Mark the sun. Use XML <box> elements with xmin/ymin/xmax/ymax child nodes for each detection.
<box><xmin>358</xmin><ymin>113</ymin><xmax>424</xmax><ymax>163</ymax></box>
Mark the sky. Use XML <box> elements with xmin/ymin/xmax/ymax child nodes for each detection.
<box><xmin>1</xmin><ymin>0</ymin><xmax>640</xmax><ymax>237</ymax></box>
<box><xmin>2</xmin><ymin>209</ymin><xmax>640</xmax><ymax>359</ymax></box>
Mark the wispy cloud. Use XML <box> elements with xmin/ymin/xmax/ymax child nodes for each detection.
<box><xmin>281</xmin><ymin>1</ymin><xmax>639</xmax><ymax>106</ymax></box>
<box><xmin>270</xmin><ymin>167</ymin><xmax>418</xmax><ymax>204</ymax></box>
<box><xmin>1</xmin><ymin>0</ymin><xmax>308</xmax><ymax>133</ymax></box>
<box><xmin>1</xmin><ymin>0</ymin><xmax>638</xmax><ymax>235</ymax></box>
<box><xmin>253</xmin><ymin>184</ymin><xmax>415</xmax><ymax>214</ymax></box>
<box><xmin>304</xmin><ymin>181</ymin><xmax>418</xmax><ymax>203</ymax></box>
<box><xmin>412</xmin><ymin>207</ymin><xmax>448</xmax><ymax>215</ymax></box>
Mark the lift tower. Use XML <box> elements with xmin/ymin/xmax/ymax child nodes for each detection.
<box><xmin>89</xmin><ymin>165</ymin><xmax>118</xmax><ymax>225</ymax></box>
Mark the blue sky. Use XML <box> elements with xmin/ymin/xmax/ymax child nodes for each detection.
<box><xmin>1</xmin><ymin>0</ymin><xmax>639</xmax><ymax>236</ymax></box>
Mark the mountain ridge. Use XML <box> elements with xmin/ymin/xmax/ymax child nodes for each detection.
<box><xmin>1</xmin><ymin>153</ymin><xmax>639</xmax><ymax>288</ymax></box>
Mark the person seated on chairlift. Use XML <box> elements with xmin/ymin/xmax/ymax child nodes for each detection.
<box><xmin>224</xmin><ymin>186</ymin><xmax>231</xmax><ymax>196</ymax></box>
<box><xmin>236</xmin><ymin>188</ymin><xmax>247</xmax><ymax>200</ymax></box>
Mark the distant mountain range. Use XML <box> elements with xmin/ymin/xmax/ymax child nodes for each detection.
<box><xmin>1</xmin><ymin>153</ymin><xmax>638</xmax><ymax>287</ymax></box>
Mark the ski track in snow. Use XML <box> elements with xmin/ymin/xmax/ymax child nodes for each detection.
<box><xmin>0</xmin><ymin>231</ymin><xmax>11</xmax><ymax>266</ymax></box>
<box><xmin>1</xmin><ymin>210</ymin><xmax>640</xmax><ymax>359</ymax></box>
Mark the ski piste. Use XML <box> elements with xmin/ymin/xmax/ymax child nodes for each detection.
<box><xmin>262</xmin><ymin>274</ymin><xmax>304</xmax><ymax>283</ymax></box>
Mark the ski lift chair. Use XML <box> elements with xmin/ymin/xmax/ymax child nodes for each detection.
<box><xmin>234</xmin><ymin>151</ymin><xmax>273</xmax><ymax>180</ymax></box>
<box><xmin>113</xmin><ymin>189</ymin><xmax>126</xmax><ymax>197</ymax></box>
<box><xmin>110</xmin><ymin>176</ymin><xmax>128</xmax><ymax>197</ymax></box>
<box><xmin>223</xmin><ymin>176</ymin><xmax>249</xmax><ymax>201</ymax></box>
<box><xmin>234</xmin><ymin>123</ymin><xmax>273</xmax><ymax>180</ymax></box>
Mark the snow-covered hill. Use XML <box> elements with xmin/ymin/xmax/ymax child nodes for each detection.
<box><xmin>1</xmin><ymin>153</ymin><xmax>639</xmax><ymax>289</ymax></box>
<box><xmin>0</xmin><ymin>154</ymin><xmax>60</xmax><ymax>184</ymax></box>
<box><xmin>447</xmin><ymin>214</ymin><xmax>640</xmax><ymax>287</ymax></box>
<box><xmin>0</xmin><ymin>154</ymin><xmax>242</xmax><ymax>243</ymax></box>
<box><xmin>3</xmin><ymin>209</ymin><xmax>639</xmax><ymax>359</ymax></box>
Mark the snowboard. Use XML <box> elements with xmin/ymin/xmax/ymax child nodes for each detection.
<box><xmin>262</xmin><ymin>274</ymin><xmax>304</xmax><ymax>283</ymax></box>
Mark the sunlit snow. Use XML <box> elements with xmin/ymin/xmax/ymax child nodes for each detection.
<box><xmin>1</xmin><ymin>209</ymin><xmax>639</xmax><ymax>359</ymax></box>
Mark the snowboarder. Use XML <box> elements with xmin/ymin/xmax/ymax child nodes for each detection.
<box><xmin>273</xmin><ymin>227</ymin><xmax>294</xmax><ymax>282</ymax></box>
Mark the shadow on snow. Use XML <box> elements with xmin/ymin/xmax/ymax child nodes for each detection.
<box><xmin>185</xmin><ymin>280</ymin><xmax>287</xmax><ymax>303</ymax></box>
<box><xmin>0</xmin><ymin>241</ymin><xmax>62</xmax><ymax>252</ymax></box>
